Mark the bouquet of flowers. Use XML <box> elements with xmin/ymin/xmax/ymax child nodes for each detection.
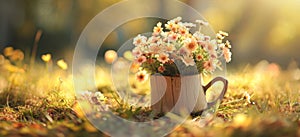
<box><xmin>132</xmin><ymin>17</ymin><xmax>232</xmax><ymax>81</ymax></box>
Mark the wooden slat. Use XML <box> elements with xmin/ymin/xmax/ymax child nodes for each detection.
<box><xmin>150</xmin><ymin>76</ymin><xmax>162</xmax><ymax>114</ymax></box>
<box><xmin>161</xmin><ymin>76</ymin><xmax>173</xmax><ymax>112</ymax></box>
<box><xmin>172</xmin><ymin>77</ymin><xmax>181</xmax><ymax>113</ymax></box>
<box><xmin>151</xmin><ymin>74</ymin><xmax>208</xmax><ymax>115</ymax></box>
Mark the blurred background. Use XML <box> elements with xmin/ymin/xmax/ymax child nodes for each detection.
<box><xmin>0</xmin><ymin>0</ymin><xmax>300</xmax><ymax>68</ymax></box>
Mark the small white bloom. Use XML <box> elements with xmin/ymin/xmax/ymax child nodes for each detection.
<box><xmin>165</xmin><ymin>20</ymin><xmax>178</xmax><ymax>32</ymax></box>
<box><xmin>157</xmin><ymin>22</ymin><xmax>162</xmax><ymax>27</ymax></box>
<box><xmin>149</xmin><ymin>44</ymin><xmax>162</xmax><ymax>54</ymax></box>
<box><xmin>219</xmin><ymin>43</ymin><xmax>225</xmax><ymax>49</ymax></box>
<box><xmin>94</xmin><ymin>92</ymin><xmax>106</xmax><ymax>101</ymax></box>
<box><xmin>153</xmin><ymin>22</ymin><xmax>163</xmax><ymax>35</ymax></box>
<box><xmin>81</xmin><ymin>91</ymin><xmax>92</xmax><ymax>98</ymax></box>
<box><xmin>181</xmin><ymin>55</ymin><xmax>195</xmax><ymax>66</ymax></box>
<box><xmin>218</xmin><ymin>31</ymin><xmax>229</xmax><ymax>37</ymax></box>
<box><xmin>182</xmin><ymin>22</ymin><xmax>196</xmax><ymax>28</ymax></box>
<box><xmin>136</xmin><ymin>70</ymin><xmax>149</xmax><ymax>83</ymax></box>
<box><xmin>204</xmin><ymin>36</ymin><xmax>211</xmax><ymax>41</ymax></box>
<box><xmin>132</xmin><ymin>47</ymin><xmax>142</xmax><ymax>57</ymax></box>
<box><xmin>172</xmin><ymin>16</ymin><xmax>182</xmax><ymax>23</ymax></box>
<box><xmin>243</xmin><ymin>92</ymin><xmax>251</xmax><ymax>104</ymax></box>
<box><xmin>167</xmin><ymin>32</ymin><xmax>178</xmax><ymax>42</ymax></box>
<box><xmin>196</xmin><ymin>20</ymin><xmax>209</xmax><ymax>26</ymax></box>
<box><xmin>178</xmin><ymin>46</ymin><xmax>191</xmax><ymax>56</ymax></box>
<box><xmin>164</xmin><ymin>44</ymin><xmax>176</xmax><ymax>53</ymax></box>
<box><xmin>193</xmin><ymin>31</ymin><xmax>205</xmax><ymax>41</ymax></box>
<box><xmin>225</xmin><ymin>40</ymin><xmax>232</xmax><ymax>48</ymax></box>
<box><xmin>133</xmin><ymin>34</ymin><xmax>147</xmax><ymax>46</ymax></box>
<box><xmin>216</xmin><ymin>33</ymin><xmax>225</xmax><ymax>40</ymax></box>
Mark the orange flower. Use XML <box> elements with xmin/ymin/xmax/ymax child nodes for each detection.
<box><xmin>0</xmin><ymin>54</ymin><xmax>4</xmax><ymax>65</ymax></box>
<box><xmin>130</xmin><ymin>62</ymin><xmax>140</xmax><ymax>73</ymax></box>
<box><xmin>195</xmin><ymin>54</ymin><xmax>203</xmax><ymax>61</ymax></box>
<box><xmin>223</xmin><ymin>47</ymin><xmax>232</xmax><ymax>62</ymax></box>
<box><xmin>157</xmin><ymin>53</ymin><xmax>169</xmax><ymax>64</ymax></box>
<box><xmin>135</xmin><ymin>56</ymin><xmax>147</xmax><ymax>64</ymax></box>
<box><xmin>147</xmin><ymin>58</ymin><xmax>155</xmax><ymax>64</ymax></box>
<box><xmin>185</xmin><ymin>38</ymin><xmax>198</xmax><ymax>52</ymax></box>
<box><xmin>178</xmin><ymin>28</ymin><xmax>188</xmax><ymax>35</ymax></box>
<box><xmin>3</xmin><ymin>47</ymin><xmax>14</xmax><ymax>57</ymax></box>
<box><xmin>158</xmin><ymin>66</ymin><xmax>165</xmax><ymax>73</ymax></box>
<box><xmin>204</xmin><ymin>60</ymin><xmax>214</xmax><ymax>71</ymax></box>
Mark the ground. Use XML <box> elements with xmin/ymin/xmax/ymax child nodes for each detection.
<box><xmin>0</xmin><ymin>57</ymin><xmax>299</xmax><ymax>136</ymax></box>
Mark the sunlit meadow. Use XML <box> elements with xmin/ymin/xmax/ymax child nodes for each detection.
<box><xmin>0</xmin><ymin>45</ymin><xmax>299</xmax><ymax>136</ymax></box>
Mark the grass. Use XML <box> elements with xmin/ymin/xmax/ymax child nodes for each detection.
<box><xmin>0</xmin><ymin>47</ymin><xmax>299</xmax><ymax>136</ymax></box>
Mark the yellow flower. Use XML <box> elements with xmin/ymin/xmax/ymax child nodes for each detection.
<box><xmin>0</xmin><ymin>54</ymin><xmax>4</xmax><ymax>65</ymax></box>
<box><xmin>3</xmin><ymin>47</ymin><xmax>14</xmax><ymax>57</ymax></box>
<box><xmin>218</xmin><ymin>31</ymin><xmax>229</xmax><ymax>37</ymax></box>
<box><xmin>10</xmin><ymin>49</ymin><xmax>24</xmax><ymax>61</ymax></box>
<box><xmin>57</xmin><ymin>59</ymin><xmax>68</xmax><ymax>70</ymax></box>
<box><xmin>41</xmin><ymin>53</ymin><xmax>52</xmax><ymax>62</ymax></box>
<box><xmin>165</xmin><ymin>21</ymin><xmax>178</xmax><ymax>32</ymax></box>
<box><xmin>130</xmin><ymin>62</ymin><xmax>140</xmax><ymax>73</ymax></box>
<box><xmin>233</xmin><ymin>114</ymin><xmax>252</xmax><ymax>128</ymax></box>
<box><xmin>104</xmin><ymin>50</ymin><xmax>118</xmax><ymax>64</ymax></box>
<box><xmin>4</xmin><ymin>64</ymin><xmax>25</xmax><ymax>73</ymax></box>
<box><xmin>123</xmin><ymin>50</ymin><xmax>134</xmax><ymax>61</ymax></box>
<box><xmin>225</xmin><ymin>40</ymin><xmax>232</xmax><ymax>48</ymax></box>
<box><xmin>153</xmin><ymin>22</ymin><xmax>163</xmax><ymax>35</ymax></box>
<box><xmin>216</xmin><ymin>33</ymin><xmax>225</xmax><ymax>40</ymax></box>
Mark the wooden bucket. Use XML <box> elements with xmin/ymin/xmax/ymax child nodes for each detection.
<box><xmin>150</xmin><ymin>74</ymin><xmax>228</xmax><ymax>115</ymax></box>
